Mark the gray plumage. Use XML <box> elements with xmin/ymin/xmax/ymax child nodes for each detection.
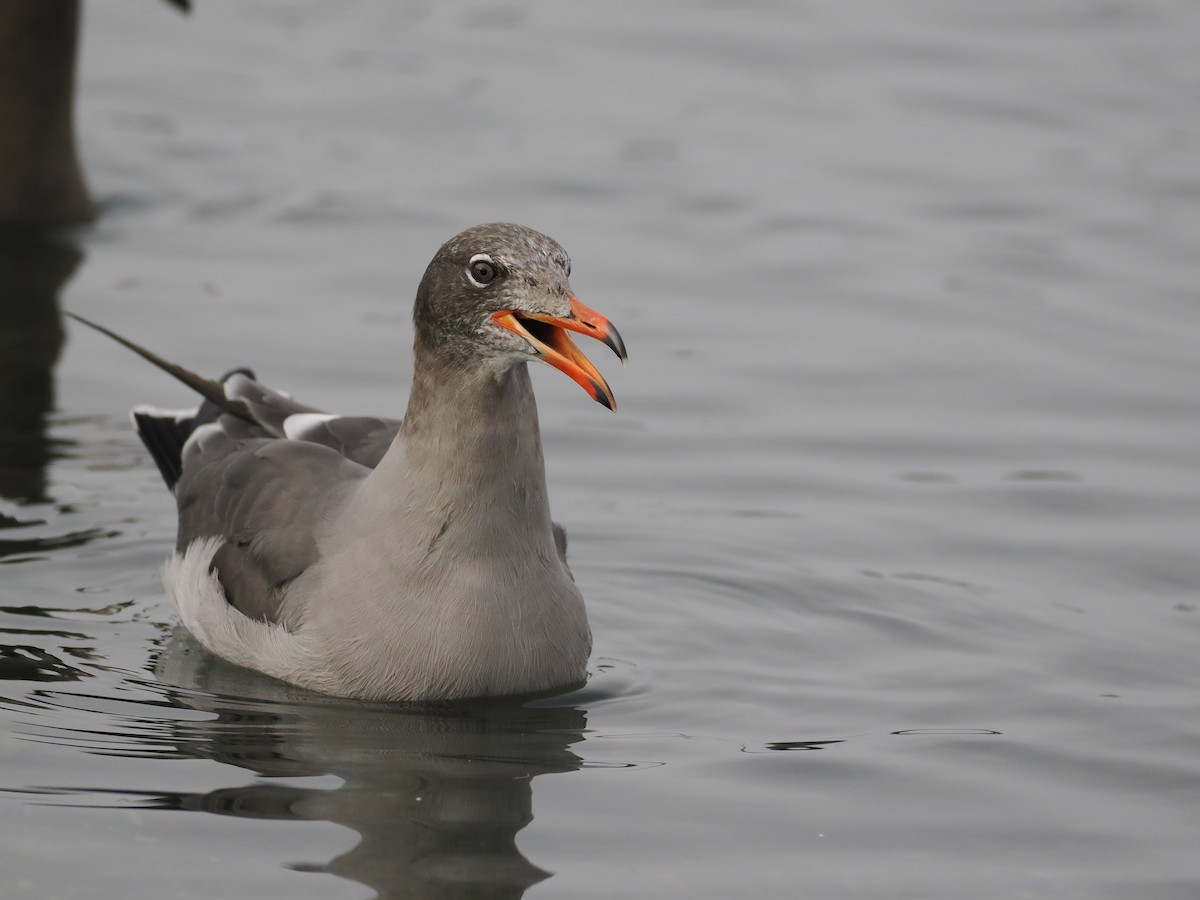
<box><xmin>72</xmin><ymin>223</ymin><xmax>626</xmax><ymax>701</ymax></box>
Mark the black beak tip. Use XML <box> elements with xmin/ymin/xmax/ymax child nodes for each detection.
<box><xmin>603</xmin><ymin>324</ymin><xmax>628</xmax><ymax>363</ymax></box>
<box><xmin>589</xmin><ymin>380</ymin><xmax>615</xmax><ymax>412</ymax></box>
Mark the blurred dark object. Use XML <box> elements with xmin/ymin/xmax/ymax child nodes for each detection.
<box><xmin>0</xmin><ymin>0</ymin><xmax>190</xmax><ymax>228</ymax></box>
<box><xmin>0</xmin><ymin>1</ymin><xmax>92</xmax><ymax>226</ymax></box>
<box><xmin>0</xmin><ymin>227</ymin><xmax>82</xmax><ymax>502</ymax></box>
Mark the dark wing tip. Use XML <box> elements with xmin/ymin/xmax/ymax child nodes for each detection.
<box><xmin>131</xmin><ymin>410</ymin><xmax>190</xmax><ymax>490</ymax></box>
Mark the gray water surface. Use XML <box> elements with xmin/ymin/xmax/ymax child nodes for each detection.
<box><xmin>3</xmin><ymin>2</ymin><xmax>1199</xmax><ymax>898</ymax></box>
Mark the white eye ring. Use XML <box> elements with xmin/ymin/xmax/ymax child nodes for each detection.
<box><xmin>467</xmin><ymin>253</ymin><xmax>499</xmax><ymax>287</ymax></box>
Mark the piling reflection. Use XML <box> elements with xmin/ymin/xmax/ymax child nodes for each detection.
<box><xmin>0</xmin><ymin>227</ymin><xmax>80</xmax><ymax>503</ymax></box>
<box><xmin>154</xmin><ymin>630</ymin><xmax>586</xmax><ymax>899</ymax></box>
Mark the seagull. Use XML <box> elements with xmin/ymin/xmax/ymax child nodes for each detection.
<box><xmin>69</xmin><ymin>223</ymin><xmax>626</xmax><ymax>701</ymax></box>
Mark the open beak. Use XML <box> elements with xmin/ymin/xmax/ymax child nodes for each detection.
<box><xmin>492</xmin><ymin>296</ymin><xmax>627</xmax><ymax>410</ymax></box>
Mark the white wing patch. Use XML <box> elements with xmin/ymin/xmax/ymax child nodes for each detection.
<box><xmin>283</xmin><ymin>412</ymin><xmax>337</xmax><ymax>441</ymax></box>
<box><xmin>181</xmin><ymin>421</ymin><xmax>224</xmax><ymax>457</ymax></box>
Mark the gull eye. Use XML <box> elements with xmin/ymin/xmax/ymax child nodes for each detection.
<box><xmin>468</xmin><ymin>255</ymin><xmax>500</xmax><ymax>287</ymax></box>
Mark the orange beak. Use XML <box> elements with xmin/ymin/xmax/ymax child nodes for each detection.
<box><xmin>492</xmin><ymin>296</ymin><xmax>627</xmax><ymax>410</ymax></box>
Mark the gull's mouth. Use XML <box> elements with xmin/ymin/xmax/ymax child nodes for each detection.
<box><xmin>520</xmin><ymin>317</ymin><xmax>561</xmax><ymax>348</ymax></box>
<box><xmin>492</xmin><ymin>296</ymin><xmax>626</xmax><ymax>411</ymax></box>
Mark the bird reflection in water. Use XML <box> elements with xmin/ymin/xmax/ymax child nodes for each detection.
<box><xmin>150</xmin><ymin>630</ymin><xmax>587</xmax><ymax>899</ymax></box>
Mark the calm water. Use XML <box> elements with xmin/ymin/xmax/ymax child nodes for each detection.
<box><xmin>3</xmin><ymin>1</ymin><xmax>1199</xmax><ymax>897</ymax></box>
